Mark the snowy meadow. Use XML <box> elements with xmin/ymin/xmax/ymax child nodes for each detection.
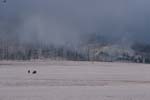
<box><xmin>0</xmin><ymin>61</ymin><xmax>150</xmax><ymax>100</ymax></box>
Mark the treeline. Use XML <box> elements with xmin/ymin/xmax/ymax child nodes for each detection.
<box><xmin>0</xmin><ymin>42</ymin><xmax>87</xmax><ymax>61</ymax></box>
<box><xmin>0</xmin><ymin>37</ymin><xmax>150</xmax><ymax>64</ymax></box>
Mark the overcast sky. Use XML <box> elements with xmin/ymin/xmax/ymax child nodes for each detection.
<box><xmin>0</xmin><ymin>0</ymin><xmax>150</xmax><ymax>45</ymax></box>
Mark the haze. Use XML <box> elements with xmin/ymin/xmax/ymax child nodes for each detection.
<box><xmin>0</xmin><ymin>0</ymin><xmax>150</xmax><ymax>46</ymax></box>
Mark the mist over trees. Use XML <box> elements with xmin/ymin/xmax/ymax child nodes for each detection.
<box><xmin>0</xmin><ymin>33</ymin><xmax>150</xmax><ymax>63</ymax></box>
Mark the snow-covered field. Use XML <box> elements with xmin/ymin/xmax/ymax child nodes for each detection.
<box><xmin>0</xmin><ymin>61</ymin><xmax>150</xmax><ymax>100</ymax></box>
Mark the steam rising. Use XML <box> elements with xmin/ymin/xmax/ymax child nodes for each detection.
<box><xmin>0</xmin><ymin>0</ymin><xmax>150</xmax><ymax>46</ymax></box>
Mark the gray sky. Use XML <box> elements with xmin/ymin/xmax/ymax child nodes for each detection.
<box><xmin>0</xmin><ymin>0</ymin><xmax>150</xmax><ymax>45</ymax></box>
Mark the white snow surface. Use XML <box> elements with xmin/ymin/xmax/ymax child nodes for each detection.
<box><xmin>0</xmin><ymin>60</ymin><xmax>150</xmax><ymax>100</ymax></box>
